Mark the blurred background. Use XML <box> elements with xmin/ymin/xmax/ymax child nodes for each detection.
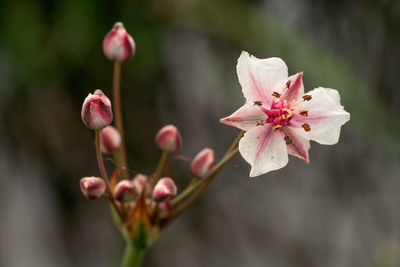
<box><xmin>0</xmin><ymin>0</ymin><xmax>399</xmax><ymax>266</ymax></box>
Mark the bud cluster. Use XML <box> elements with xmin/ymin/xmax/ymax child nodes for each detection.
<box><xmin>112</xmin><ymin>174</ymin><xmax>154</xmax><ymax>202</ymax></box>
<box><xmin>78</xmin><ymin>22</ymin><xmax>221</xmax><ymax>259</ymax></box>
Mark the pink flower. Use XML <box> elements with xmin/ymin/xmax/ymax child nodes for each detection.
<box><xmin>220</xmin><ymin>52</ymin><xmax>350</xmax><ymax>177</ymax></box>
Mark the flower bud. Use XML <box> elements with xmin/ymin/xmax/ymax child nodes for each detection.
<box><xmin>155</xmin><ymin>125</ymin><xmax>182</xmax><ymax>152</ymax></box>
<box><xmin>132</xmin><ymin>173</ymin><xmax>152</xmax><ymax>195</ymax></box>
<box><xmin>113</xmin><ymin>180</ymin><xmax>137</xmax><ymax>202</ymax></box>
<box><xmin>100</xmin><ymin>126</ymin><xmax>121</xmax><ymax>154</ymax></box>
<box><xmin>81</xmin><ymin>89</ymin><xmax>113</xmax><ymax>130</ymax></box>
<box><xmin>103</xmin><ymin>22</ymin><xmax>135</xmax><ymax>62</ymax></box>
<box><xmin>80</xmin><ymin>177</ymin><xmax>106</xmax><ymax>200</ymax></box>
<box><xmin>190</xmin><ymin>148</ymin><xmax>215</xmax><ymax>178</ymax></box>
<box><xmin>152</xmin><ymin>177</ymin><xmax>177</xmax><ymax>202</ymax></box>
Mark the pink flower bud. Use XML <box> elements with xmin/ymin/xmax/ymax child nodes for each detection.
<box><xmin>190</xmin><ymin>148</ymin><xmax>215</xmax><ymax>178</ymax></box>
<box><xmin>81</xmin><ymin>89</ymin><xmax>113</xmax><ymax>130</ymax></box>
<box><xmin>100</xmin><ymin>126</ymin><xmax>121</xmax><ymax>154</ymax></box>
<box><xmin>113</xmin><ymin>180</ymin><xmax>137</xmax><ymax>202</ymax></box>
<box><xmin>103</xmin><ymin>22</ymin><xmax>135</xmax><ymax>62</ymax></box>
<box><xmin>132</xmin><ymin>173</ymin><xmax>152</xmax><ymax>195</ymax></box>
<box><xmin>152</xmin><ymin>177</ymin><xmax>177</xmax><ymax>202</ymax></box>
<box><xmin>155</xmin><ymin>125</ymin><xmax>182</xmax><ymax>152</ymax></box>
<box><xmin>80</xmin><ymin>177</ymin><xmax>106</xmax><ymax>200</ymax></box>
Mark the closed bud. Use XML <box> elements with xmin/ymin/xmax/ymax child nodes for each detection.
<box><xmin>190</xmin><ymin>148</ymin><xmax>215</xmax><ymax>178</ymax></box>
<box><xmin>80</xmin><ymin>177</ymin><xmax>106</xmax><ymax>200</ymax></box>
<box><xmin>114</xmin><ymin>180</ymin><xmax>137</xmax><ymax>202</ymax></box>
<box><xmin>103</xmin><ymin>22</ymin><xmax>136</xmax><ymax>62</ymax></box>
<box><xmin>81</xmin><ymin>89</ymin><xmax>113</xmax><ymax>130</ymax></box>
<box><xmin>155</xmin><ymin>125</ymin><xmax>182</xmax><ymax>152</ymax></box>
<box><xmin>100</xmin><ymin>126</ymin><xmax>121</xmax><ymax>154</ymax></box>
<box><xmin>132</xmin><ymin>173</ymin><xmax>152</xmax><ymax>195</ymax></box>
<box><xmin>152</xmin><ymin>177</ymin><xmax>177</xmax><ymax>202</ymax></box>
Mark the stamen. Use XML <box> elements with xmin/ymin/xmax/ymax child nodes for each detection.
<box><xmin>282</xmin><ymin>107</ymin><xmax>294</xmax><ymax>114</ymax></box>
<box><xmin>284</xmin><ymin>136</ymin><xmax>292</xmax><ymax>145</ymax></box>
<box><xmin>273</xmin><ymin>125</ymin><xmax>282</xmax><ymax>131</ymax></box>
<box><xmin>272</xmin><ymin>92</ymin><xmax>281</xmax><ymax>98</ymax></box>
<box><xmin>302</xmin><ymin>123</ymin><xmax>311</xmax><ymax>132</ymax></box>
<box><xmin>302</xmin><ymin>95</ymin><xmax>312</xmax><ymax>101</ymax></box>
<box><xmin>256</xmin><ymin>120</ymin><xmax>264</xmax><ymax>126</ymax></box>
<box><xmin>281</xmin><ymin>107</ymin><xmax>294</xmax><ymax>120</ymax></box>
<box><xmin>299</xmin><ymin>109</ymin><xmax>308</xmax><ymax>116</ymax></box>
<box><xmin>253</xmin><ymin>101</ymin><xmax>262</xmax><ymax>106</ymax></box>
<box><xmin>286</xmin><ymin>80</ymin><xmax>291</xmax><ymax>88</ymax></box>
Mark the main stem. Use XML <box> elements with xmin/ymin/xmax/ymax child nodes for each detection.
<box><xmin>120</xmin><ymin>243</ymin><xmax>146</xmax><ymax>267</ymax></box>
<box><xmin>113</xmin><ymin>61</ymin><xmax>129</xmax><ymax>180</ymax></box>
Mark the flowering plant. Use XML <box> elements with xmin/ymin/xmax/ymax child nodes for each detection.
<box><xmin>79</xmin><ymin>22</ymin><xmax>349</xmax><ymax>267</ymax></box>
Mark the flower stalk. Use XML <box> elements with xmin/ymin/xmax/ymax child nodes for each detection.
<box><xmin>113</xmin><ymin>61</ymin><xmax>129</xmax><ymax>180</ymax></box>
<box><xmin>168</xmin><ymin>131</ymin><xmax>244</xmax><ymax>220</ymax></box>
<box><xmin>94</xmin><ymin>129</ymin><xmax>124</xmax><ymax>219</ymax></box>
<box><xmin>170</xmin><ymin>147</ymin><xmax>239</xmax><ymax>219</ymax></box>
<box><xmin>153</xmin><ymin>150</ymin><xmax>169</xmax><ymax>182</ymax></box>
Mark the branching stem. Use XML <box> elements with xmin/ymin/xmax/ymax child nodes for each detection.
<box><xmin>168</xmin><ymin>131</ymin><xmax>244</xmax><ymax>221</ymax></box>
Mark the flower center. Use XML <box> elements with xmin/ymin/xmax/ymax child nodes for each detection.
<box><xmin>263</xmin><ymin>100</ymin><xmax>295</xmax><ymax>129</ymax></box>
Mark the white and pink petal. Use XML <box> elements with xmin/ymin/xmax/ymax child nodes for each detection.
<box><xmin>237</xmin><ymin>51</ymin><xmax>288</xmax><ymax>109</ymax></box>
<box><xmin>220</xmin><ymin>103</ymin><xmax>267</xmax><ymax>131</ymax></box>
<box><xmin>285</xmin><ymin>126</ymin><xmax>310</xmax><ymax>163</ymax></box>
<box><xmin>291</xmin><ymin>87</ymin><xmax>350</xmax><ymax>145</ymax></box>
<box><xmin>239</xmin><ymin>124</ymin><xmax>288</xmax><ymax>177</ymax></box>
<box><xmin>281</xmin><ymin>72</ymin><xmax>305</xmax><ymax>102</ymax></box>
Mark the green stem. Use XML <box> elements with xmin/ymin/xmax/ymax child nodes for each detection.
<box><xmin>120</xmin><ymin>243</ymin><xmax>147</xmax><ymax>267</ymax></box>
<box><xmin>113</xmin><ymin>61</ymin><xmax>129</xmax><ymax>180</ymax></box>
<box><xmin>171</xmin><ymin>178</ymin><xmax>201</xmax><ymax>208</ymax></box>
<box><xmin>170</xmin><ymin>147</ymin><xmax>239</xmax><ymax>219</ymax></box>
<box><xmin>170</xmin><ymin>131</ymin><xmax>244</xmax><ymax>211</ymax></box>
